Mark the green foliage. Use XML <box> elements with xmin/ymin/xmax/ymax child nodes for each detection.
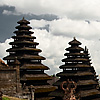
<box><xmin>2</xmin><ymin>96</ymin><xmax>27</xmax><ymax>100</ymax></box>
<box><xmin>2</xmin><ymin>97</ymin><xmax>10</xmax><ymax>100</ymax></box>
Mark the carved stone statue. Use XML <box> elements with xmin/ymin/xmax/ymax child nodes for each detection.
<box><xmin>61</xmin><ymin>79</ymin><xmax>77</xmax><ymax>100</ymax></box>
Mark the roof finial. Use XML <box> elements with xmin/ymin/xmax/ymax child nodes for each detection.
<box><xmin>73</xmin><ymin>37</ymin><xmax>76</xmax><ymax>40</ymax></box>
<box><xmin>22</xmin><ymin>17</ymin><xmax>25</xmax><ymax>20</ymax></box>
<box><xmin>84</xmin><ymin>46</ymin><xmax>88</xmax><ymax>53</ymax></box>
<box><xmin>85</xmin><ymin>46</ymin><xmax>87</xmax><ymax>51</ymax></box>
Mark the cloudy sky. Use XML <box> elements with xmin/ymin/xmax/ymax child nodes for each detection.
<box><xmin>1</xmin><ymin>0</ymin><xmax>100</xmax><ymax>75</ymax></box>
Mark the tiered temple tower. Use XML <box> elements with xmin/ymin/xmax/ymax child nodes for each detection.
<box><xmin>49</xmin><ymin>37</ymin><xmax>100</xmax><ymax>100</ymax></box>
<box><xmin>3</xmin><ymin>18</ymin><xmax>55</xmax><ymax>100</ymax></box>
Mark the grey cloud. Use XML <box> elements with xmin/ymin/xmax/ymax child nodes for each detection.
<box><xmin>0</xmin><ymin>5</ymin><xmax>58</xmax><ymax>42</ymax></box>
<box><xmin>1</xmin><ymin>0</ymin><xmax>100</xmax><ymax>20</ymax></box>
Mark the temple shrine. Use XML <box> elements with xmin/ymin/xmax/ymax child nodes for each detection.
<box><xmin>0</xmin><ymin>18</ymin><xmax>100</xmax><ymax>100</ymax></box>
<box><xmin>3</xmin><ymin>18</ymin><xmax>56</xmax><ymax>100</ymax></box>
<box><xmin>49</xmin><ymin>37</ymin><xmax>100</xmax><ymax>100</ymax></box>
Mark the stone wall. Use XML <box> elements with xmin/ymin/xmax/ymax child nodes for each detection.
<box><xmin>0</xmin><ymin>69</ymin><xmax>17</xmax><ymax>96</ymax></box>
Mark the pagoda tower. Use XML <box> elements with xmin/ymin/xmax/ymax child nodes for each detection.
<box><xmin>3</xmin><ymin>18</ymin><xmax>55</xmax><ymax>100</ymax></box>
<box><xmin>49</xmin><ymin>37</ymin><xmax>100</xmax><ymax>100</ymax></box>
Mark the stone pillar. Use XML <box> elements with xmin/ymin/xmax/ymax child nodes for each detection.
<box><xmin>14</xmin><ymin>57</ymin><xmax>21</xmax><ymax>93</ymax></box>
<box><xmin>29</xmin><ymin>85</ymin><xmax>35</xmax><ymax>100</ymax></box>
<box><xmin>31</xmin><ymin>88</ymin><xmax>35</xmax><ymax>100</ymax></box>
<box><xmin>0</xmin><ymin>91</ymin><xmax>3</xmax><ymax>100</ymax></box>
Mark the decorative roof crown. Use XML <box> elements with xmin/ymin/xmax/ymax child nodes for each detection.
<box><xmin>17</xmin><ymin>17</ymin><xmax>30</xmax><ymax>24</ymax></box>
<box><xmin>69</xmin><ymin>37</ymin><xmax>81</xmax><ymax>45</ymax></box>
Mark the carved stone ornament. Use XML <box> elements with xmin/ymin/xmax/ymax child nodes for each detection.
<box><xmin>61</xmin><ymin>79</ymin><xmax>77</xmax><ymax>100</ymax></box>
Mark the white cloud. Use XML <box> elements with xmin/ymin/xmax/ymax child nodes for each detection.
<box><xmin>1</xmin><ymin>0</ymin><xmax>100</xmax><ymax>20</ymax></box>
<box><xmin>0</xmin><ymin>38</ymin><xmax>13</xmax><ymax>59</ymax></box>
<box><xmin>2</xmin><ymin>10</ymin><xmax>20</xmax><ymax>15</ymax></box>
<box><xmin>50</xmin><ymin>18</ymin><xmax>100</xmax><ymax>39</ymax></box>
<box><xmin>3</xmin><ymin>10</ymin><xmax>12</xmax><ymax>15</ymax></box>
<box><xmin>30</xmin><ymin>19</ymin><xmax>49</xmax><ymax>28</ymax></box>
<box><xmin>30</xmin><ymin>18</ymin><xmax>100</xmax><ymax>40</ymax></box>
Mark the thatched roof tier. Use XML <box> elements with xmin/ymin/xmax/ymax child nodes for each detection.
<box><xmin>60</xmin><ymin>64</ymin><xmax>91</xmax><ymax>68</ymax></box>
<box><xmin>21</xmin><ymin>74</ymin><xmax>51</xmax><ymax>81</ymax></box>
<box><xmin>79</xmin><ymin>89</ymin><xmax>100</xmax><ymax>98</ymax></box>
<box><xmin>91</xmin><ymin>98</ymin><xmax>100</xmax><ymax>100</ymax></box>
<box><xmin>14</xmin><ymin>30</ymin><xmax>33</xmax><ymax>34</ymax></box>
<box><xmin>53</xmin><ymin>79</ymin><xmax>98</xmax><ymax>87</ymax></box>
<box><xmin>21</xmin><ymin>54</ymin><xmax>45</xmax><ymax>60</ymax></box>
<box><xmin>66</xmin><ymin>46</ymin><xmax>84</xmax><ymax>51</ymax></box>
<box><xmin>62</xmin><ymin>58</ymin><xmax>90</xmax><ymax>62</ymax></box>
<box><xmin>16</xmin><ymin>24</ymin><xmax>32</xmax><ymax>30</ymax></box>
<box><xmin>34</xmin><ymin>85</ymin><xmax>56</xmax><ymax>93</ymax></box>
<box><xmin>3</xmin><ymin>55</ymin><xmax>45</xmax><ymax>60</ymax></box>
<box><xmin>49</xmin><ymin>89</ymin><xmax>64</xmax><ymax>97</ymax></box>
<box><xmin>6</xmin><ymin>47</ymin><xmax>42</xmax><ymax>52</ymax></box>
<box><xmin>21</xmin><ymin>65</ymin><xmax>49</xmax><ymax>70</ymax></box>
<box><xmin>12</xmin><ymin>35</ymin><xmax>36</xmax><ymax>39</ymax></box>
<box><xmin>64</xmin><ymin>52</ymin><xmax>89</xmax><ymax>56</ymax></box>
<box><xmin>9</xmin><ymin>41</ymin><xmax>39</xmax><ymax>45</ymax></box>
<box><xmin>56</xmin><ymin>71</ymin><xmax>94</xmax><ymax>77</ymax></box>
<box><xmin>77</xmin><ymin>80</ymin><xmax>98</xmax><ymax>86</ymax></box>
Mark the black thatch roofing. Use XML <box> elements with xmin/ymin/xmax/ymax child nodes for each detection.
<box><xmin>69</xmin><ymin>37</ymin><xmax>81</xmax><ymax>45</ymax></box>
<box><xmin>9</xmin><ymin>41</ymin><xmax>39</xmax><ymax>45</ymax></box>
<box><xmin>14</xmin><ymin>30</ymin><xmax>33</xmax><ymax>34</ymax></box>
<box><xmin>66</xmin><ymin>46</ymin><xmax>84</xmax><ymax>51</ymax></box>
<box><xmin>62</xmin><ymin>58</ymin><xmax>90</xmax><ymax>62</ymax></box>
<box><xmin>56</xmin><ymin>71</ymin><xmax>94</xmax><ymax>77</ymax></box>
<box><xmin>12</xmin><ymin>35</ymin><xmax>36</xmax><ymax>39</ymax></box>
<box><xmin>60</xmin><ymin>64</ymin><xmax>91</xmax><ymax>68</ymax></box>
<box><xmin>79</xmin><ymin>89</ymin><xmax>100</xmax><ymax>97</ymax></box>
<box><xmin>16</xmin><ymin>25</ymin><xmax>32</xmax><ymax>30</ymax></box>
<box><xmin>21</xmin><ymin>63</ymin><xmax>49</xmax><ymax>70</ymax></box>
<box><xmin>21</xmin><ymin>73</ymin><xmax>52</xmax><ymax>81</ymax></box>
<box><xmin>17</xmin><ymin>17</ymin><xmax>30</xmax><ymax>24</ymax></box>
<box><xmin>6</xmin><ymin>47</ymin><xmax>42</xmax><ymax>52</ymax></box>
